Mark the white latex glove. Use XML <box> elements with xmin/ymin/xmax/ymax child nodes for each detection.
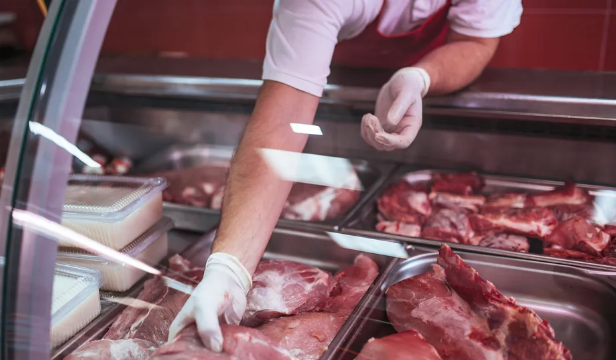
<box><xmin>361</xmin><ymin>67</ymin><xmax>431</xmax><ymax>151</ymax></box>
<box><xmin>168</xmin><ymin>252</ymin><xmax>252</xmax><ymax>352</ymax></box>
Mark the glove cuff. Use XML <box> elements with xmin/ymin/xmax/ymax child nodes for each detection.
<box><xmin>206</xmin><ymin>252</ymin><xmax>253</xmax><ymax>295</ymax></box>
<box><xmin>404</xmin><ymin>67</ymin><xmax>431</xmax><ymax>98</ymax></box>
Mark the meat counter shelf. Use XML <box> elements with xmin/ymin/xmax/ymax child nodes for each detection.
<box><xmin>134</xmin><ymin>144</ymin><xmax>399</xmax><ymax>233</ymax></box>
<box><xmin>341</xmin><ymin>166</ymin><xmax>616</xmax><ymax>272</ymax></box>
<box><xmin>324</xmin><ymin>245</ymin><xmax>616</xmax><ymax>360</ymax></box>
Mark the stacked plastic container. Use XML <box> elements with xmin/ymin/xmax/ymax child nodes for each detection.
<box><xmin>53</xmin><ymin>174</ymin><xmax>169</xmax><ymax>347</ymax></box>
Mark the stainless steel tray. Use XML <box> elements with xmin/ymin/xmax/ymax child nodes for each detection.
<box><xmin>55</xmin><ymin>227</ymin><xmax>399</xmax><ymax>359</ymax></box>
<box><xmin>342</xmin><ymin>167</ymin><xmax>616</xmax><ymax>271</ymax></box>
<box><xmin>135</xmin><ymin>144</ymin><xmax>398</xmax><ymax>232</ymax></box>
<box><xmin>324</xmin><ymin>245</ymin><xmax>616</xmax><ymax>360</ymax></box>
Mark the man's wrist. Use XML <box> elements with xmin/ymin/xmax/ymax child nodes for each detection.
<box><xmin>398</xmin><ymin>67</ymin><xmax>431</xmax><ymax>98</ymax></box>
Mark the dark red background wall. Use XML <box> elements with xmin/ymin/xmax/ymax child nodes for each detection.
<box><xmin>2</xmin><ymin>0</ymin><xmax>616</xmax><ymax>71</ymax></box>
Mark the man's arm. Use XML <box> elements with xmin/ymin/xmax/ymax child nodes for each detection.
<box><xmin>212</xmin><ymin>81</ymin><xmax>319</xmax><ymax>274</ymax></box>
<box><xmin>416</xmin><ymin>31</ymin><xmax>499</xmax><ymax>95</ymax></box>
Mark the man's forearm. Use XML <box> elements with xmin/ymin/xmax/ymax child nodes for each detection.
<box><xmin>212</xmin><ymin>81</ymin><xmax>319</xmax><ymax>274</ymax></box>
<box><xmin>415</xmin><ymin>31</ymin><xmax>499</xmax><ymax>95</ymax></box>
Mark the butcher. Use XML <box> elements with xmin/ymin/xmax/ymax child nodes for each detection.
<box><xmin>169</xmin><ymin>0</ymin><xmax>523</xmax><ymax>351</ymax></box>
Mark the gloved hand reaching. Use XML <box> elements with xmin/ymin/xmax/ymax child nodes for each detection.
<box><xmin>361</xmin><ymin>67</ymin><xmax>431</xmax><ymax>151</ymax></box>
<box><xmin>168</xmin><ymin>252</ymin><xmax>252</xmax><ymax>352</ymax></box>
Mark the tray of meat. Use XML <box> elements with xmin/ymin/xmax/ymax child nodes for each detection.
<box><xmin>134</xmin><ymin>144</ymin><xmax>397</xmax><ymax>232</ymax></box>
<box><xmin>59</xmin><ymin>228</ymin><xmax>400</xmax><ymax>360</ymax></box>
<box><xmin>343</xmin><ymin>168</ymin><xmax>616</xmax><ymax>271</ymax></box>
<box><xmin>325</xmin><ymin>243</ymin><xmax>616</xmax><ymax>360</ymax></box>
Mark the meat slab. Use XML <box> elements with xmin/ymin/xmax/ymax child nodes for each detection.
<box><xmin>437</xmin><ymin>245</ymin><xmax>571</xmax><ymax>360</ymax></box>
<box><xmin>324</xmin><ymin>255</ymin><xmax>379</xmax><ymax>315</ymax></box>
<box><xmin>356</xmin><ymin>330</ymin><xmax>443</xmax><ymax>360</ymax></box>
<box><xmin>469</xmin><ymin>207</ymin><xmax>557</xmax><ymax>238</ymax></box>
<box><xmin>526</xmin><ymin>181</ymin><xmax>592</xmax><ymax>207</ymax></box>
<box><xmin>484</xmin><ymin>193</ymin><xmax>527</xmax><ymax>209</ymax></box>
<box><xmin>421</xmin><ymin>207</ymin><xmax>473</xmax><ymax>243</ymax></box>
<box><xmin>544</xmin><ymin>247</ymin><xmax>616</xmax><ymax>266</ymax></box>
<box><xmin>429</xmin><ymin>191</ymin><xmax>485</xmax><ymax>212</ymax></box>
<box><xmin>64</xmin><ymin>339</ymin><xmax>156</xmax><ymax>360</ymax></box>
<box><xmin>241</xmin><ymin>260</ymin><xmax>337</xmax><ymax>327</ymax></box>
<box><xmin>150</xmin><ymin>324</ymin><xmax>294</xmax><ymax>360</ymax></box>
<box><xmin>544</xmin><ymin>216</ymin><xmax>610</xmax><ymax>256</ymax></box>
<box><xmin>258</xmin><ymin>312</ymin><xmax>347</xmax><ymax>360</ymax></box>
<box><xmin>431</xmin><ymin>172</ymin><xmax>484</xmax><ymax>195</ymax></box>
<box><xmin>472</xmin><ymin>233</ymin><xmax>530</xmax><ymax>253</ymax></box>
<box><xmin>376</xmin><ymin>220</ymin><xmax>421</xmax><ymax>237</ymax></box>
<box><xmin>377</xmin><ymin>181</ymin><xmax>431</xmax><ymax>225</ymax></box>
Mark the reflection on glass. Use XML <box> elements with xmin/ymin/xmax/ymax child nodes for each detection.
<box><xmin>28</xmin><ymin>122</ymin><xmax>100</xmax><ymax>168</ymax></box>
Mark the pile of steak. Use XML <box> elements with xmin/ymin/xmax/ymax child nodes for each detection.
<box><xmin>157</xmin><ymin>165</ymin><xmax>361</xmax><ymax>222</ymax></box>
<box><xmin>66</xmin><ymin>254</ymin><xmax>380</xmax><ymax>360</ymax></box>
<box><xmin>376</xmin><ymin>172</ymin><xmax>616</xmax><ymax>266</ymax></box>
<box><xmin>355</xmin><ymin>244</ymin><xmax>571</xmax><ymax>360</ymax></box>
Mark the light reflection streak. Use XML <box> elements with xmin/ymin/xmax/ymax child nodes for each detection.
<box><xmin>326</xmin><ymin>232</ymin><xmax>408</xmax><ymax>259</ymax></box>
<box><xmin>29</xmin><ymin>121</ymin><xmax>100</xmax><ymax>168</ymax></box>
<box><xmin>106</xmin><ymin>297</ymin><xmax>162</xmax><ymax>310</ymax></box>
<box><xmin>290</xmin><ymin>123</ymin><xmax>323</xmax><ymax>135</ymax></box>
<box><xmin>12</xmin><ymin>209</ymin><xmax>160</xmax><ymax>275</ymax></box>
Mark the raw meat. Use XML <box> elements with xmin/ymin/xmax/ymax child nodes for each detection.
<box><xmin>242</xmin><ymin>260</ymin><xmax>337</xmax><ymax>327</ymax></box>
<box><xmin>64</xmin><ymin>339</ymin><xmax>156</xmax><ymax>360</ymax></box>
<box><xmin>544</xmin><ymin>216</ymin><xmax>610</xmax><ymax>256</ymax></box>
<box><xmin>150</xmin><ymin>324</ymin><xmax>293</xmax><ymax>360</ymax></box>
<box><xmin>324</xmin><ymin>255</ymin><xmax>379</xmax><ymax>315</ymax></box>
<box><xmin>484</xmin><ymin>193</ymin><xmax>527</xmax><ymax>209</ymax></box>
<box><xmin>526</xmin><ymin>181</ymin><xmax>592</xmax><ymax>207</ymax></box>
<box><xmin>603</xmin><ymin>237</ymin><xmax>616</xmax><ymax>257</ymax></box>
<box><xmin>544</xmin><ymin>247</ymin><xmax>616</xmax><ymax>266</ymax></box>
<box><xmin>431</xmin><ymin>172</ymin><xmax>484</xmax><ymax>195</ymax></box>
<box><xmin>469</xmin><ymin>207</ymin><xmax>557</xmax><ymax>238</ymax></box>
<box><xmin>386</xmin><ymin>264</ymin><xmax>501</xmax><ymax>360</ymax></box>
<box><xmin>376</xmin><ymin>220</ymin><xmax>421</xmax><ymax>237</ymax></box>
<box><xmin>258</xmin><ymin>312</ymin><xmax>346</xmax><ymax>360</ymax></box>
<box><xmin>437</xmin><ymin>245</ymin><xmax>572</xmax><ymax>360</ymax></box>
<box><xmin>421</xmin><ymin>207</ymin><xmax>473</xmax><ymax>243</ymax></box>
<box><xmin>550</xmin><ymin>203</ymin><xmax>594</xmax><ymax>222</ymax></box>
<box><xmin>603</xmin><ymin>225</ymin><xmax>616</xmax><ymax>238</ymax></box>
<box><xmin>377</xmin><ymin>181</ymin><xmax>431</xmax><ymax>225</ymax></box>
<box><xmin>474</xmin><ymin>233</ymin><xmax>530</xmax><ymax>252</ymax></box>
<box><xmin>154</xmin><ymin>165</ymin><xmax>228</xmax><ymax>208</ymax></box>
<box><xmin>429</xmin><ymin>191</ymin><xmax>485</xmax><ymax>212</ymax></box>
<box><xmin>356</xmin><ymin>330</ymin><xmax>443</xmax><ymax>360</ymax></box>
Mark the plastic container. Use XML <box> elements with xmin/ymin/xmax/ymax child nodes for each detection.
<box><xmin>51</xmin><ymin>264</ymin><xmax>103</xmax><ymax>348</ymax></box>
<box><xmin>57</xmin><ymin>217</ymin><xmax>173</xmax><ymax>292</ymax></box>
<box><xmin>61</xmin><ymin>175</ymin><xmax>167</xmax><ymax>250</ymax></box>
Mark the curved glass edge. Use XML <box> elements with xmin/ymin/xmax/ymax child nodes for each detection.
<box><xmin>0</xmin><ymin>0</ymin><xmax>117</xmax><ymax>359</ymax></box>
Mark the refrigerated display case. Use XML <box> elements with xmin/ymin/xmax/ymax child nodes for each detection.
<box><xmin>2</xmin><ymin>0</ymin><xmax>616</xmax><ymax>359</ymax></box>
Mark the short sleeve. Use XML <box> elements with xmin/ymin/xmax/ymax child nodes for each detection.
<box><xmin>449</xmin><ymin>0</ymin><xmax>523</xmax><ymax>38</ymax></box>
<box><xmin>262</xmin><ymin>0</ymin><xmax>379</xmax><ymax>97</ymax></box>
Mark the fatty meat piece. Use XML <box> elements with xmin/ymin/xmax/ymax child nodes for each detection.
<box><xmin>324</xmin><ymin>254</ymin><xmax>379</xmax><ymax>315</ymax></box>
<box><xmin>258</xmin><ymin>312</ymin><xmax>347</xmax><ymax>360</ymax></box>
<box><xmin>431</xmin><ymin>172</ymin><xmax>485</xmax><ymax>195</ymax></box>
<box><xmin>544</xmin><ymin>216</ymin><xmax>610</xmax><ymax>256</ymax></box>
<box><xmin>241</xmin><ymin>260</ymin><xmax>337</xmax><ymax>327</ymax></box>
<box><xmin>150</xmin><ymin>324</ymin><xmax>293</xmax><ymax>360</ymax></box>
<box><xmin>484</xmin><ymin>193</ymin><xmax>527</xmax><ymax>209</ymax></box>
<box><xmin>377</xmin><ymin>181</ymin><xmax>431</xmax><ymax>225</ymax></box>
<box><xmin>386</xmin><ymin>264</ymin><xmax>501</xmax><ymax>360</ymax></box>
<box><xmin>63</xmin><ymin>339</ymin><xmax>156</xmax><ymax>360</ymax></box>
<box><xmin>356</xmin><ymin>330</ymin><xmax>443</xmax><ymax>360</ymax></box>
<box><xmin>437</xmin><ymin>245</ymin><xmax>572</xmax><ymax>360</ymax></box>
<box><xmin>526</xmin><ymin>181</ymin><xmax>592</xmax><ymax>207</ymax></box>
<box><xmin>469</xmin><ymin>207</ymin><xmax>557</xmax><ymax>238</ymax></box>
<box><xmin>376</xmin><ymin>220</ymin><xmax>421</xmax><ymax>237</ymax></box>
<box><xmin>544</xmin><ymin>247</ymin><xmax>616</xmax><ymax>266</ymax></box>
<box><xmin>421</xmin><ymin>207</ymin><xmax>473</xmax><ymax>243</ymax></box>
<box><xmin>473</xmin><ymin>233</ymin><xmax>530</xmax><ymax>253</ymax></box>
<box><xmin>429</xmin><ymin>191</ymin><xmax>486</xmax><ymax>212</ymax></box>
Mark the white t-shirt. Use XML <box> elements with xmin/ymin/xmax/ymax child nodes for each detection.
<box><xmin>262</xmin><ymin>0</ymin><xmax>523</xmax><ymax>97</ymax></box>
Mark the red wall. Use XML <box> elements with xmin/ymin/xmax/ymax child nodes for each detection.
<box><xmin>3</xmin><ymin>0</ymin><xmax>616</xmax><ymax>71</ymax></box>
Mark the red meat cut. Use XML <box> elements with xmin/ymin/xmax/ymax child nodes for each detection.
<box><xmin>526</xmin><ymin>181</ymin><xmax>592</xmax><ymax>207</ymax></box>
<box><xmin>469</xmin><ymin>207</ymin><xmax>557</xmax><ymax>238</ymax></box>
<box><xmin>376</xmin><ymin>220</ymin><xmax>421</xmax><ymax>237</ymax></box>
<box><xmin>377</xmin><ymin>181</ymin><xmax>431</xmax><ymax>225</ymax></box>
<box><xmin>484</xmin><ymin>193</ymin><xmax>527</xmax><ymax>209</ymax></box>
<box><xmin>544</xmin><ymin>247</ymin><xmax>616</xmax><ymax>266</ymax></box>
<box><xmin>64</xmin><ymin>339</ymin><xmax>156</xmax><ymax>360</ymax></box>
<box><xmin>471</xmin><ymin>233</ymin><xmax>530</xmax><ymax>253</ymax></box>
<box><xmin>429</xmin><ymin>191</ymin><xmax>485</xmax><ymax>212</ymax></box>
<box><xmin>241</xmin><ymin>260</ymin><xmax>337</xmax><ymax>327</ymax></box>
<box><xmin>258</xmin><ymin>312</ymin><xmax>347</xmax><ymax>360</ymax></box>
<box><xmin>431</xmin><ymin>172</ymin><xmax>484</xmax><ymax>195</ymax></box>
<box><xmin>544</xmin><ymin>216</ymin><xmax>610</xmax><ymax>256</ymax></box>
<box><xmin>356</xmin><ymin>330</ymin><xmax>443</xmax><ymax>360</ymax></box>
<box><xmin>324</xmin><ymin>255</ymin><xmax>379</xmax><ymax>315</ymax></box>
<box><xmin>549</xmin><ymin>204</ymin><xmax>595</xmax><ymax>223</ymax></box>
<box><xmin>437</xmin><ymin>245</ymin><xmax>571</xmax><ymax>360</ymax></box>
<box><xmin>421</xmin><ymin>207</ymin><xmax>473</xmax><ymax>243</ymax></box>
<box><xmin>386</xmin><ymin>264</ymin><xmax>501</xmax><ymax>360</ymax></box>
<box><xmin>150</xmin><ymin>324</ymin><xmax>294</xmax><ymax>360</ymax></box>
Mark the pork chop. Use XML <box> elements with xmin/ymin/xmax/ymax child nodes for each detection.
<box><xmin>356</xmin><ymin>330</ymin><xmax>443</xmax><ymax>360</ymax></box>
<box><xmin>544</xmin><ymin>216</ymin><xmax>610</xmax><ymax>256</ymax></box>
<box><xmin>469</xmin><ymin>207</ymin><xmax>557</xmax><ymax>238</ymax></box>
<box><xmin>324</xmin><ymin>255</ymin><xmax>379</xmax><ymax>315</ymax></box>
